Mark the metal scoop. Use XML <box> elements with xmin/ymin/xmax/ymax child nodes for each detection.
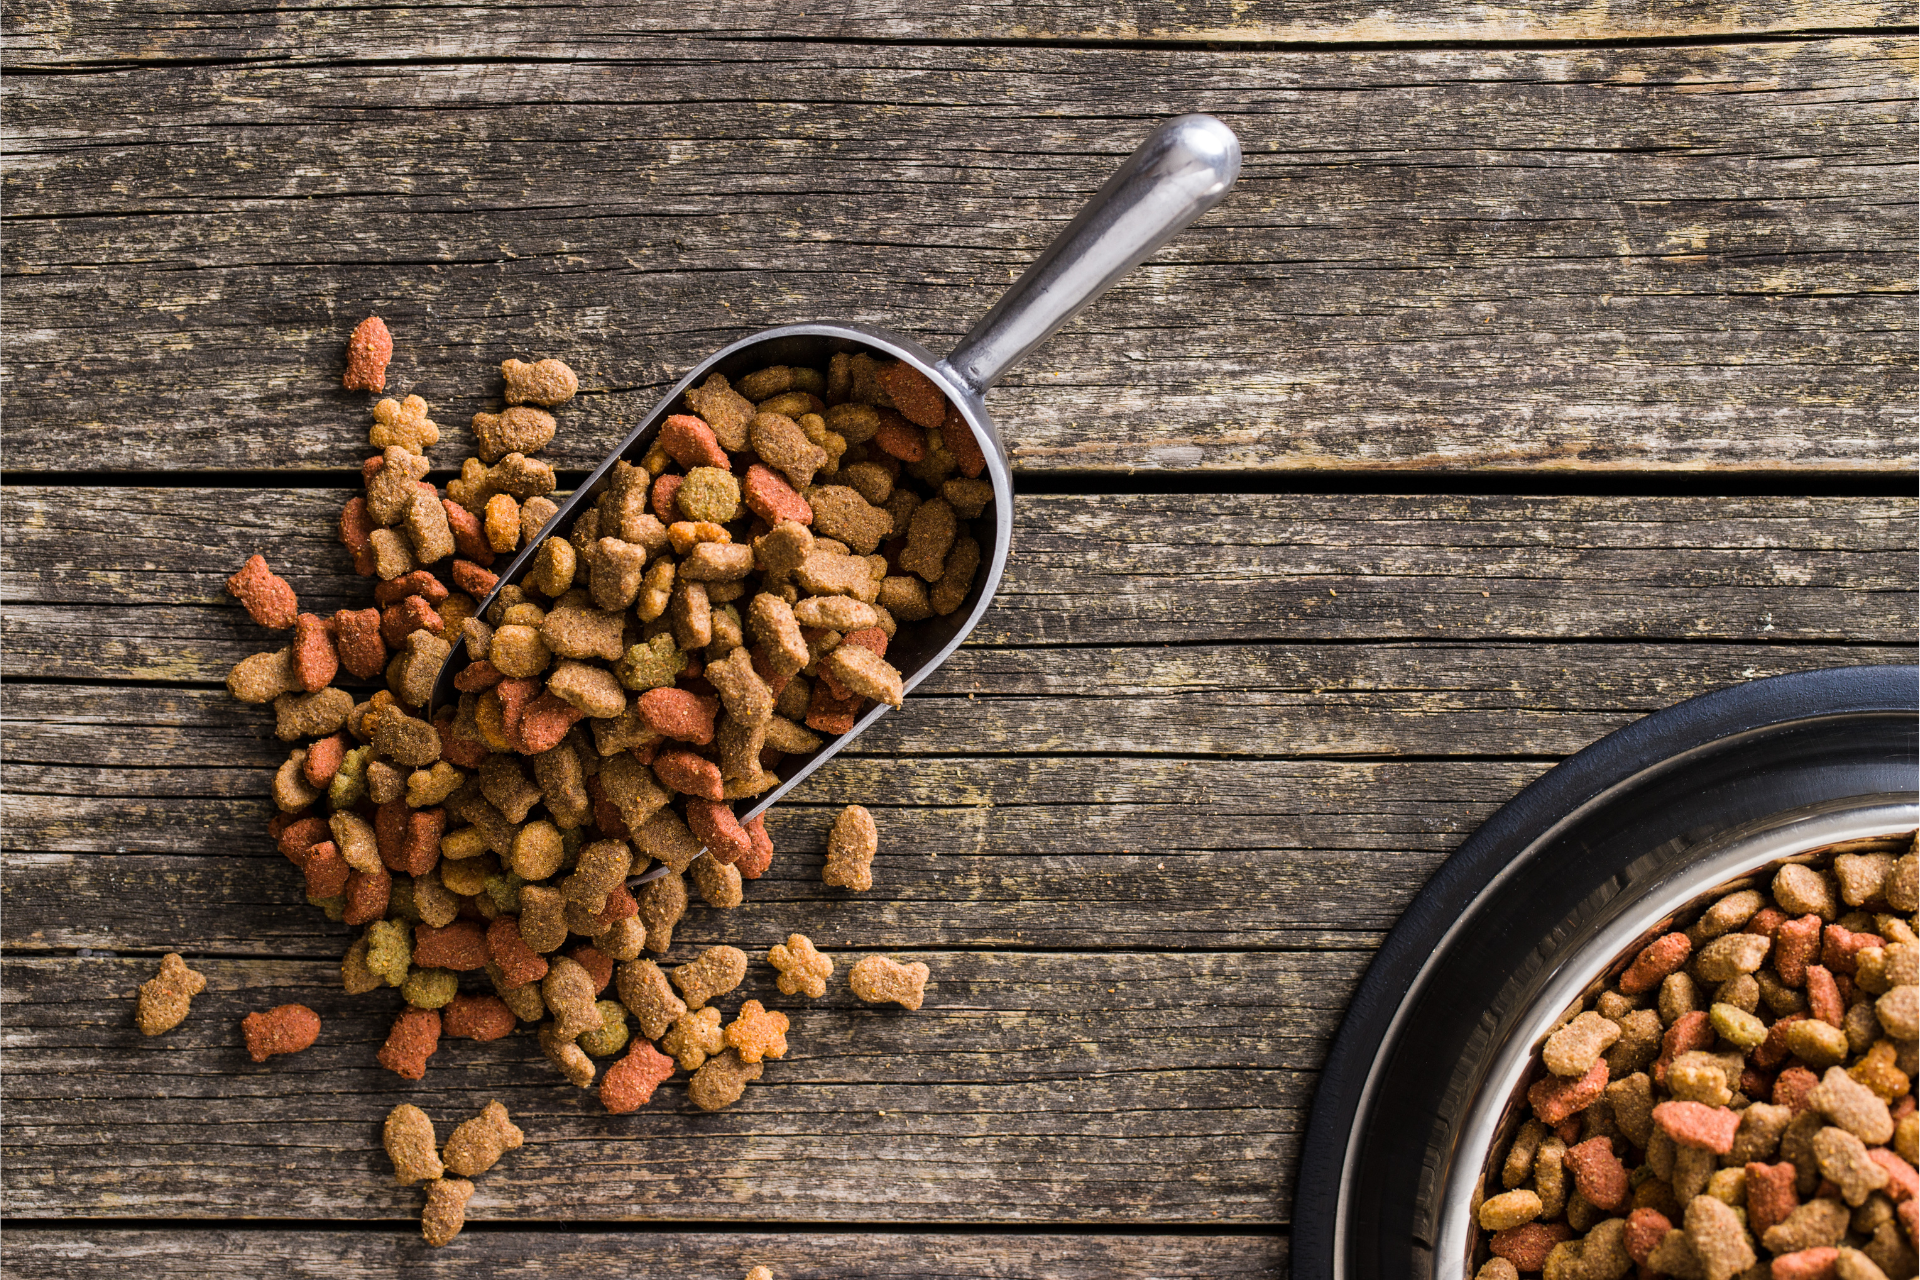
<box><xmin>429</xmin><ymin>113</ymin><xmax>1240</xmax><ymax>877</ymax></box>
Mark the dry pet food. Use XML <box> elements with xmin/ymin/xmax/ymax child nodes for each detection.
<box><xmin>849</xmin><ymin>955</ymin><xmax>931</xmax><ymax>1011</ymax></box>
<box><xmin>441</xmin><ymin>1100</ymin><xmax>523</xmax><ymax>1178</ymax></box>
<box><xmin>135</xmin><ymin>953</ymin><xmax>207</xmax><ymax>1035</ymax></box>
<box><xmin>241</xmin><ymin>1003</ymin><xmax>320</xmax><ymax>1062</ymax></box>
<box><xmin>1476</xmin><ymin>841</ymin><xmax>1920</xmax><ymax>1280</ymax></box>
<box><xmin>421</xmin><ymin>1176</ymin><xmax>474</xmax><ymax>1247</ymax></box>
<box><xmin>383</xmin><ymin>1104</ymin><xmax>444</xmax><ymax>1185</ymax></box>
<box><xmin>344</xmin><ymin>315</ymin><xmax>394</xmax><ymax>392</ymax></box>
<box><xmin>213</xmin><ymin>329</ymin><xmax>993</xmax><ymax>1247</ymax></box>
<box><xmin>768</xmin><ymin>933</ymin><xmax>833</xmax><ymax>999</ymax></box>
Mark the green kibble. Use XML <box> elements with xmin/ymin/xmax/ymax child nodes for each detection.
<box><xmin>307</xmin><ymin>892</ymin><xmax>346</xmax><ymax>923</ymax></box>
<box><xmin>576</xmin><ymin>999</ymin><xmax>631</xmax><ymax>1057</ymax></box>
<box><xmin>328</xmin><ymin>745</ymin><xmax>371</xmax><ymax>809</ymax></box>
<box><xmin>484</xmin><ymin>870</ymin><xmax>527</xmax><ymax>915</ymax></box>
<box><xmin>676</xmin><ymin>466</ymin><xmax>741</xmax><ymax>524</ymax></box>
<box><xmin>616</xmin><ymin>632</ymin><xmax>686</xmax><ymax>691</ymax></box>
<box><xmin>365</xmin><ymin>918</ymin><xmax>412</xmax><ymax>988</ymax></box>
<box><xmin>402</xmin><ymin>966</ymin><xmax>459</xmax><ymax>1009</ymax></box>
<box><xmin>1709</xmin><ymin>1001</ymin><xmax>1767</xmax><ymax>1048</ymax></box>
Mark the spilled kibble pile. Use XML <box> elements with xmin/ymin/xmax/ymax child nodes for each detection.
<box><xmin>171</xmin><ymin>319</ymin><xmax>979</xmax><ymax>1244</ymax></box>
<box><xmin>1473</xmin><ymin>842</ymin><xmax>1919</xmax><ymax>1280</ymax></box>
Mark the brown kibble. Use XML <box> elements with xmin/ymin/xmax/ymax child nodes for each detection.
<box><xmin>899</xmin><ymin>497</ymin><xmax>956</xmax><ymax>582</ymax></box>
<box><xmin>543</xmin><ymin>955</ymin><xmax>602</xmax><ymax>1040</ymax></box>
<box><xmin>441</xmin><ymin>1099</ymin><xmax>523</xmax><ymax>1178</ymax></box>
<box><xmin>615</xmin><ymin>958</ymin><xmax>687</xmax><ymax>1040</ymax></box>
<box><xmin>670</xmin><ymin>945</ymin><xmax>748</xmax><ymax>1011</ymax></box>
<box><xmin>502</xmin><ymin>357</ymin><xmax>579</xmax><ymax>408</ymax></box>
<box><xmin>823</xmin><ymin>804</ymin><xmax>877</xmax><ymax>891</ymax></box>
<box><xmin>241</xmin><ymin>1003</ymin><xmax>320</xmax><ymax>1063</ymax></box>
<box><xmin>226</xmin><ymin>554</ymin><xmax>299</xmax><ymax>630</ymax></box>
<box><xmin>848</xmin><ymin>955</ymin><xmax>929</xmax><ymax>1011</ymax></box>
<box><xmin>421</xmin><ymin>1177</ymin><xmax>474</xmax><ymax>1248</ymax></box>
<box><xmin>723</xmin><ymin>999</ymin><xmax>789</xmax><ymax>1064</ymax></box>
<box><xmin>135</xmin><ymin>953</ymin><xmax>207</xmax><ymax>1035</ymax></box>
<box><xmin>688</xmin><ymin>1047</ymin><xmax>763</xmax><ymax>1112</ymax></box>
<box><xmin>343</xmin><ymin>316</ymin><xmax>393</xmax><ymax>392</ymax></box>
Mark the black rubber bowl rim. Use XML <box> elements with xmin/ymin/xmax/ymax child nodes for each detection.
<box><xmin>1290</xmin><ymin>662</ymin><xmax>1920</xmax><ymax>1275</ymax></box>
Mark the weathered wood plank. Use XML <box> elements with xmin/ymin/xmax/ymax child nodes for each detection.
<box><xmin>4</xmin><ymin>491</ymin><xmax>1912</xmax><ymax>670</ymax></box>
<box><xmin>5</xmin><ymin>40</ymin><xmax>1914</xmax><ymax>474</ymax></box>
<box><xmin>0</xmin><ymin>754</ymin><xmax>1549</xmax><ymax>952</ymax></box>
<box><xmin>7</xmin><ymin>644</ymin><xmax>1902</xmax><ymax>765</ymax></box>
<box><xmin>6</xmin><ymin>0</ymin><xmax>1911</xmax><ymax>66</ymax></box>
<box><xmin>1</xmin><ymin>954</ymin><xmax>1356</xmax><ymax>1221</ymax></box>
<box><xmin>0</xmin><ymin>1228</ymin><xmax>1287</xmax><ymax>1280</ymax></box>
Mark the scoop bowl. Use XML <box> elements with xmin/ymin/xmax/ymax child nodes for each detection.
<box><xmin>428</xmin><ymin>113</ymin><xmax>1242</xmax><ymax>873</ymax></box>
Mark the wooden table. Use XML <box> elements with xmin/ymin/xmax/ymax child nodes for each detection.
<box><xmin>3</xmin><ymin>3</ymin><xmax>1913</xmax><ymax>1275</ymax></box>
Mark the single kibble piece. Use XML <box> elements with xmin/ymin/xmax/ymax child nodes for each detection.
<box><xmin>383</xmin><ymin>1104</ymin><xmax>444</xmax><ymax>1185</ymax></box>
<box><xmin>723</xmin><ymin>1000</ymin><xmax>789</xmax><ymax>1064</ymax></box>
<box><xmin>688</xmin><ymin>1048</ymin><xmax>764</xmax><ymax>1112</ymax></box>
<box><xmin>241</xmin><ymin>1003</ymin><xmax>321</xmax><ymax>1063</ymax></box>
<box><xmin>662</xmin><ymin>1006</ymin><xmax>725</xmax><ymax>1071</ymax></box>
<box><xmin>343</xmin><ymin>315</ymin><xmax>393</xmax><ymax>392</ymax></box>
<box><xmin>135</xmin><ymin>953</ymin><xmax>207</xmax><ymax>1035</ymax></box>
<box><xmin>848</xmin><ymin>955</ymin><xmax>930</xmax><ymax>1011</ymax></box>
<box><xmin>421</xmin><ymin>1177</ymin><xmax>475</xmax><ymax>1248</ymax></box>
<box><xmin>503</xmin><ymin>357</ymin><xmax>579</xmax><ymax>407</ymax></box>
<box><xmin>226</xmin><ymin>554</ymin><xmax>299</xmax><ymax>630</ymax></box>
<box><xmin>441</xmin><ymin>1100</ymin><xmax>524</xmax><ymax>1178</ymax></box>
<box><xmin>768</xmin><ymin>933</ymin><xmax>834</xmax><ymax>999</ymax></box>
<box><xmin>823</xmin><ymin>804</ymin><xmax>878</xmax><ymax>891</ymax></box>
<box><xmin>670</xmin><ymin>945</ymin><xmax>748</xmax><ymax>1010</ymax></box>
<box><xmin>601</xmin><ymin>1039</ymin><xmax>676</xmax><ymax>1114</ymax></box>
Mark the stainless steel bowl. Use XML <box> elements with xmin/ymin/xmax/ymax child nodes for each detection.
<box><xmin>1293</xmin><ymin>663</ymin><xmax>1919</xmax><ymax>1280</ymax></box>
<box><xmin>1438</xmin><ymin>800</ymin><xmax>1914</xmax><ymax>1274</ymax></box>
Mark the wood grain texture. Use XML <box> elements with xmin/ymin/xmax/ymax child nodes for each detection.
<box><xmin>6</xmin><ymin>0</ymin><xmax>1911</xmax><ymax>65</ymax></box>
<box><xmin>5</xmin><ymin>39</ymin><xmax>1914</xmax><ymax>474</ymax></box>
<box><xmin>4</xmin><ymin>491</ymin><xmax>1912</xmax><ymax>678</ymax></box>
<box><xmin>0</xmin><ymin>1228</ymin><xmax>1286</xmax><ymax>1280</ymax></box>
<box><xmin>2</xmin><ymin>953</ymin><xmax>1356</xmax><ymax>1221</ymax></box>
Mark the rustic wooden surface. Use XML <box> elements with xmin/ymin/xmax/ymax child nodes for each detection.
<box><xmin>2</xmin><ymin>2</ymin><xmax>1914</xmax><ymax>1277</ymax></box>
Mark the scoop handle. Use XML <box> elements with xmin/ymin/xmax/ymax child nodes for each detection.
<box><xmin>941</xmin><ymin>113</ymin><xmax>1241</xmax><ymax>397</ymax></box>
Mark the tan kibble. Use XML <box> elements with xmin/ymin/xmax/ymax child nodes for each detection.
<box><xmin>1692</xmin><ymin>931</ymin><xmax>1771</xmax><ymax>982</ymax></box>
<box><xmin>1543</xmin><ymin>1011</ymin><xmax>1622</xmax><ymax>1077</ymax></box>
<box><xmin>383</xmin><ymin>1104</ymin><xmax>443</xmax><ymax>1185</ymax></box>
<box><xmin>1478</xmin><ymin>1188</ymin><xmax>1543</xmax><ymax>1231</ymax></box>
<box><xmin>769</xmin><ymin>933</ymin><xmax>834</xmax><ymax>999</ymax></box>
<box><xmin>670</xmin><ymin>945</ymin><xmax>748</xmax><ymax>1010</ymax></box>
<box><xmin>228</xmin><ymin>648</ymin><xmax>298</xmax><ymax>703</ymax></box>
<box><xmin>370</xmin><ymin>395</ymin><xmax>439</xmax><ymax>452</ymax></box>
<box><xmin>135</xmin><ymin>953</ymin><xmax>207</xmax><ymax>1035</ymax></box>
<box><xmin>421</xmin><ymin>1177</ymin><xmax>475</xmax><ymax>1247</ymax></box>
<box><xmin>662</xmin><ymin>1006</ymin><xmax>724</xmax><ymax>1071</ymax></box>
<box><xmin>441</xmin><ymin>1099</ymin><xmax>524</xmax><ymax>1178</ymax></box>
<box><xmin>690</xmin><ymin>853</ymin><xmax>744</xmax><ymax>908</ymax></box>
<box><xmin>848</xmin><ymin>955</ymin><xmax>929</xmax><ymax>1011</ymax></box>
<box><xmin>637</xmin><ymin>869</ymin><xmax>688</xmax><ymax>954</ymax></box>
<box><xmin>485</xmin><ymin>493</ymin><xmax>522</xmax><ymax>552</ymax></box>
<box><xmin>823</xmin><ymin>804</ymin><xmax>878</xmax><ymax>891</ymax></box>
